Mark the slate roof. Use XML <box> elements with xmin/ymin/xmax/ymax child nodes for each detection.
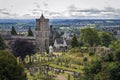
<box><xmin>55</xmin><ymin>37</ymin><xmax>64</xmax><ymax>44</ymax></box>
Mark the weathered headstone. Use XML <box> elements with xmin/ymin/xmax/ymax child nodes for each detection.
<box><xmin>49</xmin><ymin>45</ymin><xmax>53</xmax><ymax>55</ymax></box>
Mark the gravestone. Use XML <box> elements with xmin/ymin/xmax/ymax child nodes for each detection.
<box><xmin>49</xmin><ymin>45</ymin><xmax>53</xmax><ymax>55</ymax></box>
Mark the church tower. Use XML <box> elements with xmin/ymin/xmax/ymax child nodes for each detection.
<box><xmin>36</xmin><ymin>14</ymin><xmax>50</xmax><ymax>53</ymax></box>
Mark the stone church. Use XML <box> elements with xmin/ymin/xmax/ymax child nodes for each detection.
<box><xmin>1</xmin><ymin>14</ymin><xmax>50</xmax><ymax>53</ymax></box>
<box><xmin>36</xmin><ymin>14</ymin><xmax>50</xmax><ymax>53</ymax></box>
<box><xmin>1</xmin><ymin>14</ymin><xmax>68</xmax><ymax>53</ymax></box>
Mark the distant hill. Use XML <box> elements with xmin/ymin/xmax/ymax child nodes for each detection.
<box><xmin>1</xmin><ymin>19</ymin><xmax>120</xmax><ymax>24</ymax></box>
<box><xmin>0</xmin><ymin>19</ymin><xmax>120</xmax><ymax>29</ymax></box>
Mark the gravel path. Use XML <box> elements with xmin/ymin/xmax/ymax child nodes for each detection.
<box><xmin>56</xmin><ymin>75</ymin><xmax>66</xmax><ymax>80</ymax></box>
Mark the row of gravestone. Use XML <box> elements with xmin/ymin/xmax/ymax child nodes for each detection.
<box><xmin>17</xmin><ymin>55</ymin><xmax>56</xmax><ymax>64</ymax></box>
<box><xmin>27</xmin><ymin>65</ymin><xmax>82</xmax><ymax>80</ymax></box>
<box><xmin>44</xmin><ymin>65</ymin><xmax>82</xmax><ymax>79</ymax></box>
<box><xmin>24</xmin><ymin>54</ymin><xmax>60</xmax><ymax>62</ymax></box>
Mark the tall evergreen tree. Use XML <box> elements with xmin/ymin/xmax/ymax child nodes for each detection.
<box><xmin>0</xmin><ymin>34</ymin><xmax>6</xmax><ymax>50</ymax></box>
<box><xmin>11</xmin><ymin>26</ymin><xmax>17</xmax><ymax>35</ymax></box>
<box><xmin>28</xmin><ymin>27</ymin><xmax>33</xmax><ymax>36</ymax></box>
<box><xmin>55</xmin><ymin>32</ymin><xmax>61</xmax><ymax>39</ymax></box>
<box><xmin>71</xmin><ymin>34</ymin><xmax>79</xmax><ymax>48</ymax></box>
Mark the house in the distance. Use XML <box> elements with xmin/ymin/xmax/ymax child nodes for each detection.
<box><xmin>54</xmin><ymin>38</ymin><xmax>68</xmax><ymax>52</ymax></box>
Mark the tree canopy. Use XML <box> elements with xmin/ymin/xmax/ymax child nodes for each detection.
<box><xmin>11</xmin><ymin>39</ymin><xmax>36</xmax><ymax>61</ymax></box>
<box><xmin>0</xmin><ymin>34</ymin><xmax>6</xmax><ymax>50</ymax></box>
<box><xmin>109</xmin><ymin>40</ymin><xmax>120</xmax><ymax>62</ymax></box>
<box><xmin>109</xmin><ymin>40</ymin><xmax>120</xmax><ymax>52</ymax></box>
<box><xmin>55</xmin><ymin>32</ymin><xmax>61</xmax><ymax>39</ymax></box>
<box><xmin>0</xmin><ymin>50</ymin><xmax>26</xmax><ymax>80</ymax></box>
<box><xmin>83</xmin><ymin>40</ymin><xmax>120</xmax><ymax>80</ymax></box>
<box><xmin>80</xmin><ymin>28</ymin><xmax>114</xmax><ymax>47</ymax></box>
<box><xmin>99</xmin><ymin>31</ymin><xmax>115</xmax><ymax>47</ymax></box>
<box><xmin>80</xmin><ymin>28</ymin><xmax>101</xmax><ymax>46</ymax></box>
<box><xmin>83</xmin><ymin>56</ymin><xmax>120</xmax><ymax>80</ymax></box>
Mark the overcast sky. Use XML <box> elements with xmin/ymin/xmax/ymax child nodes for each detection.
<box><xmin>0</xmin><ymin>0</ymin><xmax>120</xmax><ymax>19</ymax></box>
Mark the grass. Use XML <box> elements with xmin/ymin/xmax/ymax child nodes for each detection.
<box><xmin>24</xmin><ymin>50</ymin><xmax>100</xmax><ymax>80</ymax></box>
<box><xmin>49</xmin><ymin>64</ymin><xmax>83</xmax><ymax>73</ymax></box>
<box><xmin>59</xmin><ymin>73</ymin><xmax>74</xmax><ymax>80</ymax></box>
<box><xmin>53</xmin><ymin>52</ymin><xmax>63</xmax><ymax>55</ymax></box>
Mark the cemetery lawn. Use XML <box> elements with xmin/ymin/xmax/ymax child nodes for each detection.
<box><xmin>23</xmin><ymin>52</ymin><xmax>97</xmax><ymax>80</ymax></box>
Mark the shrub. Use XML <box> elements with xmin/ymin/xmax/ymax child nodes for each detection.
<box><xmin>83</xmin><ymin>57</ymin><xmax>88</xmax><ymax>62</ymax></box>
<box><xmin>68</xmin><ymin>47</ymin><xmax>80</xmax><ymax>54</ymax></box>
<box><xmin>89</xmin><ymin>52</ymin><xmax>94</xmax><ymax>56</ymax></box>
<box><xmin>0</xmin><ymin>50</ymin><xmax>26</xmax><ymax>80</ymax></box>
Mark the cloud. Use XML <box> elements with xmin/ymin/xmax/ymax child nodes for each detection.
<box><xmin>0</xmin><ymin>8</ymin><xmax>19</xmax><ymax>18</ymax></box>
<box><xmin>48</xmin><ymin>12</ymin><xmax>60</xmax><ymax>16</ymax></box>
<box><xmin>23</xmin><ymin>14</ymin><xmax>31</xmax><ymax>16</ymax></box>
<box><xmin>32</xmin><ymin>11</ymin><xmax>40</xmax><ymax>15</ymax></box>
<box><xmin>43</xmin><ymin>1</ymin><xmax>48</xmax><ymax>7</ymax></box>
<box><xmin>32</xmin><ymin>1</ymin><xmax>47</xmax><ymax>15</ymax></box>
<box><xmin>26</xmin><ymin>2</ymin><xmax>120</xmax><ymax>19</ymax></box>
<box><xmin>30</xmin><ymin>1</ymin><xmax>120</xmax><ymax>19</ymax></box>
<box><xmin>0</xmin><ymin>8</ymin><xmax>10</xmax><ymax>15</ymax></box>
<box><xmin>66</xmin><ymin>5</ymin><xmax>120</xmax><ymax>19</ymax></box>
<box><xmin>33</xmin><ymin>2</ymin><xmax>41</xmax><ymax>8</ymax></box>
<box><xmin>47</xmin><ymin>12</ymin><xmax>63</xmax><ymax>18</ymax></box>
<box><xmin>33</xmin><ymin>0</ymin><xmax>48</xmax><ymax>9</ymax></box>
<box><xmin>21</xmin><ymin>13</ymin><xmax>36</xmax><ymax>19</ymax></box>
<box><xmin>68</xmin><ymin>5</ymin><xmax>77</xmax><ymax>11</ymax></box>
<box><xmin>0</xmin><ymin>12</ymin><xmax>10</xmax><ymax>15</ymax></box>
<box><xmin>1</xmin><ymin>4</ymin><xmax>120</xmax><ymax>19</ymax></box>
<box><xmin>32</xmin><ymin>9</ymin><xmax>42</xmax><ymax>12</ymax></box>
<box><xmin>0</xmin><ymin>8</ymin><xmax>9</xmax><ymax>14</ymax></box>
<box><xmin>30</xmin><ymin>5</ymin><xmax>120</xmax><ymax>19</ymax></box>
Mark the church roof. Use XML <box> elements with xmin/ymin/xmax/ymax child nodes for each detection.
<box><xmin>36</xmin><ymin>14</ymin><xmax>49</xmax><ymax>22</ymax></box>
<box><xmin>40</xmin><ymin>14</ymin><xmax>44</xmax><ymax>20</ymax></box>
<box><xmin>55</xmin><ymin>38</ymin><xmax>64</xmax><ymax>44</ymax></box>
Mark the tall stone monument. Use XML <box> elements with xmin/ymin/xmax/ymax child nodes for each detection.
<box><xmin>36</xmin><ymin>14</ymin><xmax>50</xmax><ymax>53</ymax></box>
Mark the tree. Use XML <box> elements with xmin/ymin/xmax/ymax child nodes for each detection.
<box><xmin>109</xmin><ymin>40</ymin><xmax>120</xmax><ymax>62</ymax></box>
<box><xmin>11</xmin><ymin>39</ymin><xmax>35</xmax><ymax>61</ymax></box>
<box><xmin>99</xmin><ymin>32</ymin><xmax>114</xmax><ymax>47</ymax></box>
<box><xmin>109</xmin><ymin>40</ymin><xmax>120</xmax><ymax>52</ymax></box>
<box><xmin>109</xmin><ymin>41</ymin><xmax>120</xmax><ymax>62</ymax></box>
<box><xmin>83</xmin><ymin>41</ymin><xmax>120</xmax><ymax>80</ymax></box>
<box><xmin>113</xmin><ymin>50</ymin><xmax>120</xmax><ymax>62</ymax></box>
<box><xmin>0</xmin><ymin>50</ymin><xmax>26</xmax><ymax>80</ymax></box>
<box><xmin>55</xmin><ymin>32</ymin><xmax>61</xmax><ymax>39</ymax></box>
<box><xmin>84</xmin><ymin>59</ymin><xmax>102</xmax><ymax>80</ymax></box>
<box><xmin>83</xmin><ymin>58</ymin><xmax>120</xmax><ymax>80</ymax></box>
<box><xmin>80</xmin><ymin>28</ymin><xmax>101</xmax><ymax>46</ymax></box>
<box><xmin>0</xmin><ymin>34</ymin><xmax>6</xmax><ymax>50</ymax></box>
<box><xmin>28</xmin><ymin>27</ymin><xmax>33</xmax><ymax>36</ymax></box>
<box><xmin>94</xmin><ymin>62</ymin><xmax>120</xmax><ymax>80</ymax></box>
<box><xmin>11</xmin><ymin>26</ymin><xmax>17</xmax><ymax>35</ymax></box>
<box><xmin>71</xmin><ymin>34</ymin><xmax>79</xmax><ymax>48</ymax></box>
